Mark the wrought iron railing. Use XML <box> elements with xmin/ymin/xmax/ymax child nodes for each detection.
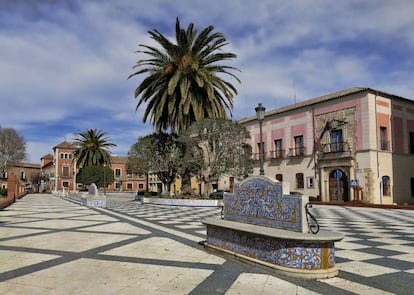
<box><xmin>288</xmin><ymin>147</ymin><xmax>306</xmax><ymax>157</ymax></box>
<box><xmin>269</xmin><ymin>149</ymin><xmax>285</xmax><ymax>159</ymax></box>
<box><xmin>253</xmin><ymin>153</ymin><xmax>267</xmax><ymax>161</ymax></box>
<box><xmin>380</xmin><ymin>141</ymin><xmax>390</xmax><ymax>151</ymax></box>
<box><xmin>320</xmin><ymin>142</ymin><xmax>350</xmax><ymax>153</ymax></box>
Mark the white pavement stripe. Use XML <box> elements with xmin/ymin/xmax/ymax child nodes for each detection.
<box><xmin>95</xmin><ymin>207</ymin><xmax>203</xmax><ymax>243</ymax></box>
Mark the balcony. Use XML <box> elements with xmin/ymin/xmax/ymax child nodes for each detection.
<box><xmin>253</xmin><ymin>153</ymin><xmax>267</xmax><ymax>161</ymax></box>
<box><xmin>288</xmin><ymin>147</ymin><xmax>306</xmax><ymax>157</ymax></box>
<box><xmin>269</xmin><ymin>149</ymin><xmax>285</xmax><ymax>159</ymax></box>
<box><xmin>380</xmin><ymin>141</ymin><xmax>390</xmax><ymax>151</ymax></box>
<box><xmin>319</xmin><ymin>142</ymin><xmax>352</xmax><ymax>159</ymax></box>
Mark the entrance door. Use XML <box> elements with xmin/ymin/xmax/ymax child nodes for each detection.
<box><xmin>328</xmin><ymin>169</ymin><xmax>349</xmax><ymax>202</ymax></box>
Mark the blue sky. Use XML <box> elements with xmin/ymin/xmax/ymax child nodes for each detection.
<box><xmin>1</xmin><ymin>0</ymin><xmax>414</xmax><ymax>163</ymax></box>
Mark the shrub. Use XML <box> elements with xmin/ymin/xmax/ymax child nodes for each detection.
<box><xmin>0</xmin><ymin>188</ymin><xmax>7</xmax><ymax>196</ymax></box>
<box><xmin>209</xmin><ymin>192</ymin><xmax>224</xmax><ymax>199</ymax></box>
<box><xmin>144</xmin><ymin>191</ymin><xmax>160</xmax><ymax>198</ymax></box>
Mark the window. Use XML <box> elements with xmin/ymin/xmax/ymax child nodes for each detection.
<box><xmin>60</xmin><ymin>153</ymin><xmax>73</xmax><ymax>159</ymax></box>
<box><xmin>410</xmin><ymin>132</ymin><xmax>414</xmax><ymax>154</ymax></box>
<box><xmin>1</xmin><ymin>172</ymin><xmax>7</xmax><ymax>179</ymax></box>
<box><xmin>296</xmin><ymin>173</ymin><xmax>304</xmax><ymax>189</ymax></box>
<box><xmin>275</xmin><ymin>174</ymin><xmax>283</xmax><ymax>181</ymax></box>
<box><xmin>274</xmin><ymin>139</ymin><xmax>283</xmax><ymax>158</ymax></box>
<box><xmin>307</xmin><ymin>176</ymin><xmax>314</xmax><ymax>188</ymax></box>
<box><xmin>382</xmin><ymin>176</ymin><xmax>390</xmax><ymax>196</ymax></box>
<box><xmin>294</xmin><ymin>136</ymin><xmax>304</xmax><ymax>156</ymax></box>
<box><xmin>380</xmin><ymin>127</ymin><xmax>388</xmax><ymax>150</ymax></box>
<box><xmin>20</xmin><ymin>171</ymin><xmax>25</xmax><ymax>180</ymax></box>
<box><xmin>127</xmin><ymin>183</ymin><xmax>133</xmax><ymax>189</ymax></box>
<box><xmin>115</xmin><ymin>168</ymin><xmax>121</xmax><ymax>178</ymax></box>
<box><xmin>330</xmin><ymin>129</ymin><xmax>343</xmax><ymax>152</ymax></box>
<box><xmin>62</xmin><ymin>165</ymin><xmax>70</xmax><ymax>178</ymax></box>
<box><xmin>115</xmin><ymin>181</ymin><xmax>121</xmax><ymax>189</ymax></box>
<box><xmin>138</xmin><ymin>183</ymin><xmax>144</xmax><ymax>189</ymax></box>
<box><xmin>62</xmin><ymin>181</ymin><xmax>69</xmax><ymax>187</ymax></box>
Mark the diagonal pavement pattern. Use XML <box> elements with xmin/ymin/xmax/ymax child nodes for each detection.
<box><xmin>0</xmin><ymin>194</ymin><xmax>413</xmax><ymax>294</ymax></box>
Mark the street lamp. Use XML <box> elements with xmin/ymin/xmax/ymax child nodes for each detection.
<box><xmin>255</xmin><ymin>103</ymin><xmax>266</xmax><ymax>175</ymax></box>
<box><xmin>103</xmin><ymin>163</ymin><xmax>107</xmax><ymax>196</ymax></box>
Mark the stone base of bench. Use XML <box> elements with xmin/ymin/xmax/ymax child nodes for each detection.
<box><xmin>203</xmin><ymin>218</ymin><xmax>344</xmax><ymax>279</ymax></box>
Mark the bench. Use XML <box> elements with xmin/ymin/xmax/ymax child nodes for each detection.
<box><xmin>202</xmin><ymin>176</ymin><xmax>344</xmax><ymax>279</ymax></box>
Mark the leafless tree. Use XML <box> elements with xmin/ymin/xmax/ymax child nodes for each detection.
<box><xmin>0</xmin><ymin>126</ymin><xmax>27</xmax><ymax>172</ymax></box>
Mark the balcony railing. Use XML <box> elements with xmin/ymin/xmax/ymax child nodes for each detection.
<box><xmin>288</xmin><ymin>147</ymin><xmax>306</xmax><ymax>157</ymax></box>
<box><xmin>320</xmin><ymin>142</ymin><xmax>350</xmax><ymax>153</ymax></box>
<box><xmin>380</xmin><ymin>141</ymin><xmax>390</xmax><ymax>151</ymax></box>
<box><xmin>253</xmin><ymin>152</ymin><xmax>267</xmax><ymax>161</ymax></box>
<box><xmin>269</xmin><ymin>149</ymin><xmax>285</xmax><ymax>159</ymax></box>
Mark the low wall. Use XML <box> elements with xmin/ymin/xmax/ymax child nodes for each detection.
<box><xmin>1</xmin><ymin>172</ymin><xmax>26</xmax><ymax>210</ymax></box>
<box><xmin>0</xmin><ymin>197</ymin><xmax>15</xmax><ymax>210</ymax></box>
<box><xmin>142</xmin><ymin>197</ymin><xmax>223</xmax><ymax>207</ymax></box>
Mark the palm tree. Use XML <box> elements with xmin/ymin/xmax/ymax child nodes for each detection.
<box><xmin>128</xmin><ymin>17</ymin><xmax>240</xmax><ymax>133</ymax></box>
<box><xmin>72</xmin><ymin>129</ymin><xmax>117</xmax><ymax>167</ymax></box>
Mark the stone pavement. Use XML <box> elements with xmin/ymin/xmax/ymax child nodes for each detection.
<box><xmin>0</xmin><ymin>194</ymin><xmax>414</xmax><ymax>294</ymax></box>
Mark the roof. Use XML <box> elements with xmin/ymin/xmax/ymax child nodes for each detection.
<box><xmin>111</xmin><ymin>156</ymin><xmax>128</xmax><ymax>164</ymax></box>
<box><xmin>41</xmin><ymin>153</ymin><xmax>53</xmax><ymax>159</ymax></box>
<box><xmin>53</xmin><ymin>140</ymin><xmax>76</xmax><ymax>150</ymax></box>
<box><xmin>239</xmin><ymin>87</ymin><xmax>414</xmax><ymax>124</ymax></box>
<box><xmin>8</xmin><ymin>162</ymin><xmax>41</xmax><ymax>169</ymax></box>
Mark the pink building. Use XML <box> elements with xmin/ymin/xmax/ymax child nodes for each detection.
<box><xmin>240</xmin><ymin>87</ymin><xmax>414</xmax><ymax>205</ymax></box>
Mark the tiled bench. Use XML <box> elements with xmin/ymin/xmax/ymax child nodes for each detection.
<box><xmin>203</xmin><ymin>176</ymin><xmax>344</xmax><ymax>279</ymax></box>
<box><xmin>203</xmin><ymin>218</ymin><xmax>344</xmax><ymax>279</ymax></box>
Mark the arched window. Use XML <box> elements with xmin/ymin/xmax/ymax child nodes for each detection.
<box><xmin>382</xmin><ymin>176</ymin><xmax>391</xmax><ymax>196</ymax></box>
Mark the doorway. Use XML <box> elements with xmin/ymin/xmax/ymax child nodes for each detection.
<box><xmin>328</xmin><ymin>169</ymin><xmax>349</xmax><ymax>202</ymax></box>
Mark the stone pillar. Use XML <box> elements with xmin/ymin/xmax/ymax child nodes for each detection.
<box><xmin>7</xmin><ymin>172</ymin><xmax>18</xmax><ymax>202</ymax></box>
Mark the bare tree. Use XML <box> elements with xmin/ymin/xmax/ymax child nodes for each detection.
<box><xmin>180</xmin><ymin>118</ymin><xmax>253</xmax><ymax>195</ymax></box>
<box><xmin>0</xmin><ymin>126</ymin><xmax>27</xmax><ymax>172</ymax></box>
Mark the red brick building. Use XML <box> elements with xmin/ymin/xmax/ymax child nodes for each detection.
<box><xmin>40</xmin><ymin>141</ymin><xmax>146</xmax><ymax>193</ymax></box>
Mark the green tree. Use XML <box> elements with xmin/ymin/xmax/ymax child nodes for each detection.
<box><xmin>76</xmin><ymin>165</ymin><xmax>114</xmax><ymax>189</ymax></box>
<box><xmin>128</xmin><ymin>17</ymin><xmax>240</xmax><ymax>133</ymax></box>
<box><xmin>127</xmin><ymin>132</ymin><xmax>181</xmax><ymax>195</ymax></box>
<box><xmin>126</xmin><ymin>135</ymin><xmax>153</xmax><ymax>177</ymax></box>
<box><xmin>126</xmin><ymin>134</ymin><xmax>153</xmax><ymax>192</ymax></box>
<box><xmin>0</xmin><ymin>125</ymin><xmax>27</xmax><ymax>172</ymax></box>
<box><xmin>72</xmin><ymin>129</ymin><xmax>117</xmax><ymax>167</ymax></box>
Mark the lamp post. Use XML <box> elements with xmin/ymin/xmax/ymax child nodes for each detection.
<box><xmin>103</xmin><ymin>163</ymin><xmax>107</xmax><ymax>196</ymax></box>
<box><xmin>255</xmin><ymin>103</ymin><xmax>266</xmax><ymax>175</ymax></box>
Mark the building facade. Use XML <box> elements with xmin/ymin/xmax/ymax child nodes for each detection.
<box><xmin>110</xmin><ymin>156</ymin><xmax>146</xmax><ymax>192</ymax></box>
<box><xmin>40</xmin><ymin>141</ymin><xmax>146</xmax><ymax>193</ymax></box>
<box><xmin>0</xmin><ymin>162</ymin><xmax>41</xmax><ymax>191</ymax></box>
<box><xmin>50</xmin><ymin>141</ymin><xmax>77</xmax><ymax>192</ymax></box>
<box><xmin>239</xmin><ymin>87</ymin><xmax>414</xmax><ymax>205</ymax></box>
